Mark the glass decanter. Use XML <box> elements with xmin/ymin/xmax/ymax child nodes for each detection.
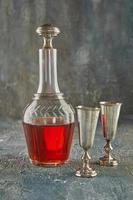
<box><xmin>23</xmin><ymin>24</ymin><xmax>75</xmax><ymax>166</ymax></box>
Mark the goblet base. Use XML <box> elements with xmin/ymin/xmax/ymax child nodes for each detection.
<box><xmin>75</xmin><ymin>168</ymin><xmax>97</xmax><ymax>178</ymax></box>
<box><xmin>99</xmin><ymin>156</ymin><xmax>118</xmax><ymax>166</ymax></box>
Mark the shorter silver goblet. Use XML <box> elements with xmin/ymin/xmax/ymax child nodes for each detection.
<box><xmin>75</xmin><ymin>106</ymin><xmax>100</xmax><ymax>178</ymax></box>
<box><xmin>99</xmin><ymin>101</ymin><xmax>122</xmax><ymax>166</ymax></box>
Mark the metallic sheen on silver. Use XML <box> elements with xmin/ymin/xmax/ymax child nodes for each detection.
<box><xmin>99</xmin><ymin>101</ymin><xmax>122</xmax><ymax>166</ymax></box>
<box><xmin>36</xmin><ymin>24</ymin><xmax>60</xmax><ymax>48</ymax></box>
<box><xmin>75</xmin><ymin>106</ymin><xmax>100</xmax><ymax>178</ymax></box>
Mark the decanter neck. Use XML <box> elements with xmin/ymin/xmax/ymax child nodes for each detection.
<box><xmin>37</xmin><ymin>48</ymin><xmax>60</xmax><ymax>94</ymax></box>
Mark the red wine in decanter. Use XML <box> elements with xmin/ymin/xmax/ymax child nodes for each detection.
<box><xmin>23</xmin><ymin>122</ymin><xmax>75</xmax><ymax>165</ymax></box>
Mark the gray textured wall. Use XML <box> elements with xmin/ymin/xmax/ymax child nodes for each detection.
<box><xmin>0</xmin><ymin>0</ymin><xmax>133</xmax><ymax>118</ymax></box>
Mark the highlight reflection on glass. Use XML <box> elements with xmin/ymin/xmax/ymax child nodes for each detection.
<box><xmin>99</xmin><ymin>101</ymin><xmax>122</xmax><ymax>166</ymax></box>
<box><xmin>75</xmin><ymin>106</ymin><xmax>100</xmax><ymax>178</ymax></box>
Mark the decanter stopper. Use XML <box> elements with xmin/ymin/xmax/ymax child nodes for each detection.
<box><xmin>36</xmin><ymin>24</ymin><xmax>60</xmax><ymax>48</ymax></box>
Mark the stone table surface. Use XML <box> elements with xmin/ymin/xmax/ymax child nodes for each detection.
<box><xmin>0</xmin><ymin>116</ymin><xmax>133</xmax><ymax>200</ymax></box>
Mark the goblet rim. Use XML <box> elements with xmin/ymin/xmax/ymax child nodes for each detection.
<box><xmin>76</xmin><ymin>105</ymin><xmax>100</xmax><ymax>111</ymax></box>
<box><xmin>100</xmin><ymin>101</ymin><xmax>122</xmax><ymax>106</ymax></box>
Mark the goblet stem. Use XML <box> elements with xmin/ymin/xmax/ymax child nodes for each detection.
<box><xmin>99</xmin><ymin>140</ymin><xmax>118</xmax><ymax>166</ymax></box>
<box><xmin>82</xmin><ymin>150</ymin><xmax>91</xmax><ymax>171</ymax></box>
<box><xmin>81</xmin><ymin>152</ymin><xmax>91</xmax><ymax>160</ymax></box>
<box><xmin>104</xmin><ymin>140</ymin><xmax>113</xmax><ymax>161</ymax></box>
<box><xmin>75</xmin><ymin>150</ymin><xmax>97</xmax><ymax>178</ymax></box>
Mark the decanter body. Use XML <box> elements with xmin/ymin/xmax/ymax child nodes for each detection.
<box><xmin>23</xmin><ymin>24</ymin><xmax>75</xmax><ymax>166</ymax></box>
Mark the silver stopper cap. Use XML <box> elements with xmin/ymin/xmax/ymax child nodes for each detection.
<box><xmin>36</xmin><ymin>24</ymin><xmax>60</xmax><ymax>48</ymax></box>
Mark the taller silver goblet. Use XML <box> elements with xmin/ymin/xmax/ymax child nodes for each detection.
<box><xmin>99</xmin><ymin>101</ymin><xmax>122</xmax><ymax>166</ymax></box>
<box><xmin>75</xmin><ymin>106</ymin><xmax>100</xmax><ymax>178</ymax></box>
